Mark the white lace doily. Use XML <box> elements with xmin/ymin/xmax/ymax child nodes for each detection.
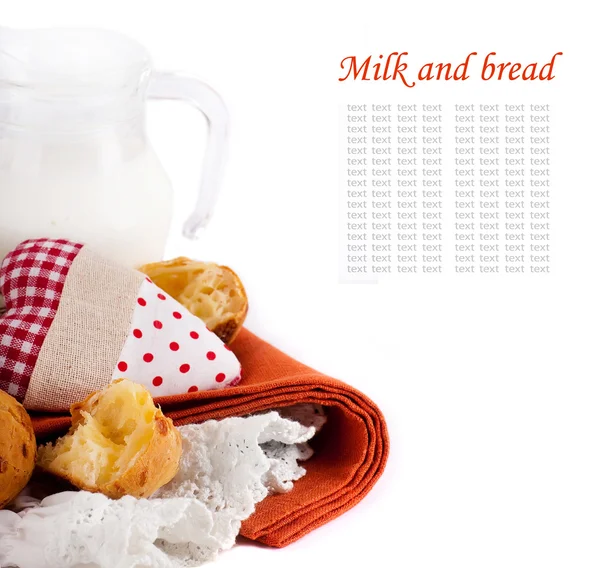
<box><xmin>0</xmin><ymin>407</ymin><xmax>326</xmax><ymax>568</ymax></box>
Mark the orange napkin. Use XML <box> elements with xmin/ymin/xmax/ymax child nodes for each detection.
<box><xmin>30</xmin><ymin>328</ymin><xmax>390</xmax><ymax>548</ymax></box>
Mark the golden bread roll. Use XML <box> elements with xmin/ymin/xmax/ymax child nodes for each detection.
<box><xmin>37</xmin><ymin>379</ymin><xmax>181</xmax><ymax>499</ymax></box>
<box><xmin>139</xmin><ymin>257</ymin><xmax>248</xmax><ymax>344</ymax></box>
<box><xmin>0</xmin><ymin>390</ymin><xmax>36</xmax><ymax>508</ymax></box>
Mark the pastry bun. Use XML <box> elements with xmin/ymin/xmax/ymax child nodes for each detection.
<box><xmin>139</xmin><ymin>257</ymin><xmax>248</xmax><ymax>344</ymax></box>
<box><xmin>37</xmin><ymin>379</ymin><xmax>181</xmax><ymax>499</ymax></box>
<box><xmin>0</xmin><ymin>390</ymin><xmax>36</xmax><ymax>508</ymax></box>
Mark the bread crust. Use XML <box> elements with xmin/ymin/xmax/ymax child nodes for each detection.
<box><xmin>0</xmin><ymin>390</ymin><xmax>37</xmax><ymax>508</ymax></box>
<box><xmin>210</xmin><ymin>264</ymin><xmax>248</xmax><ymax>343</ymax></box>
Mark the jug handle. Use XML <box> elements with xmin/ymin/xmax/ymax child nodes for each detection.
<box><xmin>147</xmin><ymin>72</ymin><xmax>228</xmax><ymax>239</ymax></box>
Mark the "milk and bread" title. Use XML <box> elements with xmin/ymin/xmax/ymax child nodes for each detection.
<box><xmin>338</xmin><ymin>52</ymin><xmax>563</xmax><ymax>86</ymax></box>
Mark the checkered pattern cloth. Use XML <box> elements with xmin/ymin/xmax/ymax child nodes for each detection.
<box><xmin>0</xmin><ymin>239</ymin><xmax>82</xmax><ymax>401</ymax></box>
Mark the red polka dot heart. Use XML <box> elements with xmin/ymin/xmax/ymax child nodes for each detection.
<box><xmin>112</xmin><ymin>278</ymin><xmax>241</xmax><ymax>396</ymax></box>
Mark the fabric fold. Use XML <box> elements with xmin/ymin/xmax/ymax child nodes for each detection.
<box><xmin>30</xmin><ymin>328</ymin><xmax>390</xmax><ymax>548</ymax></box>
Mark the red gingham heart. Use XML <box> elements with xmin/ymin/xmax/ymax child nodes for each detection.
<box><xmin>0</xmin><ymin>239</ymin><xmax>81</xmax><ymax>401</ymax></box>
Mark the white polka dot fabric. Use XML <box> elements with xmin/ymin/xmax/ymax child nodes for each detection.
<box><xmin>112</xmin><ymin>278</ymin><xmax>241</xmax><ymax>396</ymax></box>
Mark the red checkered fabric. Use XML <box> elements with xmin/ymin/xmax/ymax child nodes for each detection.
<box><xmin>0</xmin><ymin>239</ymin><xmax>82</xmax><ymax>402</ymax></box>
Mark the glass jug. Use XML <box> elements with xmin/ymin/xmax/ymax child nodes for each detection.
<box><xmin>0</xmin><ymin>26</ymin><xmax>227</xmax><ymax>268</ymax></box>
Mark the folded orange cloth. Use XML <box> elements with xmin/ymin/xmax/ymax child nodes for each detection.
<box><xmin>30</xmin><ymin>328</ymin><xmax>389</xmax><ymax>548</ymax></box>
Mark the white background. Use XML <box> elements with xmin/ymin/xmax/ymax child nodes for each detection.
<box><xmin>2</xmin><ymin>1</ymin><xmax>599</xmax><ymax>567</ymax></box>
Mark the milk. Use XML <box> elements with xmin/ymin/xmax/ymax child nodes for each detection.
<box><xmin>0</xmin><ymin>26</ymin><xmax>227</xmax><ymax>279</ymax></box>
<box><xmin>0</xmin><ymin>131</ymin><xmax>173</xmax><ymax>268</ymax></box>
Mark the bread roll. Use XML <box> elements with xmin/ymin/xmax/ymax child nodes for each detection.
<box><xmin>139</xmin><ymin>257</ymin><xmax>248</xmax><ymax>344</ymax></box>
<box><xmin>37</xmin><ymin>379</ymin><xmax>181</xmax><ymax>499</ymax></box>
<box><xmin>0</xmin><ymin>390</ymin><xmax>36</xmax><ymax>508</ymax></box>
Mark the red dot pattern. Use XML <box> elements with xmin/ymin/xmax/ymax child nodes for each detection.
<box><xmin>122</xmin><ymin>280</ymin><xmax>241</xmax><ymax>393</ymax></box>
